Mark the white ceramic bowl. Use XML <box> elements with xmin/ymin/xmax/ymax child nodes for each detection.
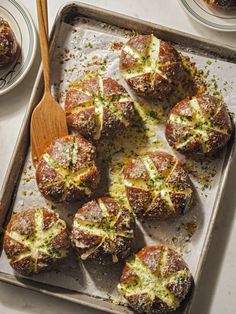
<box><xmin>0</xmin><ymin>0</ymin><xmax>37</xmax><ymax>96</ymax></box>
<box><xmin>179</xmin><ymin>0</ymin><xmax>236</xmax><ymax>31</ymax></box>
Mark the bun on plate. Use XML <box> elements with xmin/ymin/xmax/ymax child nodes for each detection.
<box><xmin>203</xmin><ymin>0</ymin><xmax>236</xmax><ymax>9</ymax></box>
<box><xmin>0</xmin><ymin>17</ymin><xmax>18</xmax><ymax>67</ymax></box>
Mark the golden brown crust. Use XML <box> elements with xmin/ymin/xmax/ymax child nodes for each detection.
<box><xmin>165</xmin><ymin>95</ymin><xmax>233</xmax><ymax>157</ymax></box>
<box><xmin>124</xmin><ymin>152</ymin><xmax>193</xmax><ymax>220</ymax></box>
<box><xmin>118</xmin><ymin>245</ymin><xmax>193</xmax><ymax>314</ymax></box>
<box><xmin>65</xmin><ymin>76</ymin><xmax>135</xmax><ymax>141</ymax></box>
<box><xmin>3</xmin><ymin>208</ymin><xmax>70</xmax><ymax>275</ymax></box>
<box><xmin>36</xmin><ymin>135</ymin><xmax>100</xmax><ymax>203</ymax></box>
<box><xmin>71</xmin><ymin>197</ymin><xmax>135</xmax><ymax>264</ymax></box>
<box><xmin>0</xmin><ymin>17</ymin><xmax>18</xmax><ymax>67</ymax></box>
<box><xmin>203</xmin><ymin>0</ymin><xmax>236</xmax><ymax>9</ymax></box>
<box><xmin>119</xmin><ymin>34</ymin><xmax>184</xmax><ymax>100</ymax></box>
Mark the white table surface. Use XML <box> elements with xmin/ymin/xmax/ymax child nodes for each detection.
<box><xmin>1</xmin><ymin>1</ymin><xmax>236</xmax><ymax>313</ymax></box>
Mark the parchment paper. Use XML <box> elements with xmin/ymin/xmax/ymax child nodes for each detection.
<box><xmin>0</xmin><ymin>16</ymin><xmax>236</xmax><ymax>307</ymax></box>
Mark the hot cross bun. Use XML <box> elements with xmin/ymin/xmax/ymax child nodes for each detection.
<box><xmin>203</xmin><ymin>0</ymin><xmax>236</xmax><ymax>9</ymax></box>
<box><xmin>65</xmin><ymin>76</ymin><xmax>135</xmax><ymax>141</ymax></box>
<box><xmin>3</xmin><ymin>208</ymin><xmax>70</xmax><ymax>275</ymax></box>
<box><xmin>165</xmin><ymin>95</ymin><xmax>233</xmax><ymax>157</ymax></box>
<box><xmin>36</xmin><ymin>135</ymin><xmax>100</xmax><ymax>203</ymax></box>
<box><xmin>71</xmin><ymin>197</ymin><xmax>135</xmax><ymax>264</ymax></box>
<box><xmin>118</xmin><ymin>245</ymin><xmax>193</xmax><ymax>314</ymax></box>
<box><xmin>0</xmin><ymin>17</ymin><xmax>18</xmax><ymax>67</ymax></box>
<box><xmin>124</xmin><ymin>152</ymin><xmax>193</xmax><ymax>220</ymax></box>
<box><xmin>119</xmin><ymin>34</ymin><xmax>184</xmax><ymax>100</ymax></box>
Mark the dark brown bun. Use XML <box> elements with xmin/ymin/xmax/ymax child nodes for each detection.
<box><xmin>124</xmin><ymin>151</ymin><xmax>193</xmax><ymax>220</ymax></box>
<box><xmin>203</xmin><ymin>0</ymin><xmax>236</xmax><ymax>9</ymax></box>
<box><xmin>36</xmin><ymin>135</ymin><xmax>100</xmax><ymax>203</ymax></box>
<box><xmin>3</xmin><ymin>208</ymin><xmax>70</xmax><ymax>275</ymax></box>
<box><xmin>165</xmin><ymin>95</ymin><xmax>233</xmax><ymax>157</ymax></box>
<box><xmin>119</xmin><ymin>34</ymin><xmax>184</xmax><ymax>101</ymax></box>
<box><xmin>118</xmin><ymin>245</ymin><xmax>193</xmax><ymax>314</ymax></box>
<box><xmin>0</xmin><ymin>17</ymin><xmax>18</xmax><ymax>67</ymax></box>
<box><xmin>65</xmin><ymin>76</ymin><xmax>135</xmax><ymax>141</ymax></box>
<box><xmin>71</xmin><ymin>197</ymin><xmax>135</xmax><ymax>264</ymax></box>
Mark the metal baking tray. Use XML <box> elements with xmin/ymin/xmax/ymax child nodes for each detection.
<box><xmin>0</xmin><ymin>2</ymin><xmax>236</xmax><ymax>313</ymax></box>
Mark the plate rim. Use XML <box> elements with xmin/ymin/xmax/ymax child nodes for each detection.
<box><xmin>179</xmin><ymin>0</ymin><xmax>236</xmax><ymax>32</ymax></box>
<box><xmin>0</xmin><ymin>0</ymin><xmax>37</xmax><ymax>96</ymax></box>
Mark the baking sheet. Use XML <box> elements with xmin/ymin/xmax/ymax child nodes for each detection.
<box><xmin>0</xmin><ymin>15</ymin><xmax>236</xmax><ymax>310</ymax></box>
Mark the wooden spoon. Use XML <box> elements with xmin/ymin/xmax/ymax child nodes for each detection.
<box><xmin>41</xmin><ymin>0</ymin><xmax>48</xmax><ymax>35</ymax></box>
<box><xmin>30</xmin><ymin>0</ymin><xmax>68</xmax><ymax>166</ymax></box>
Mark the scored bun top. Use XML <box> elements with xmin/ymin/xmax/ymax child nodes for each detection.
<box><xmin>165</xmin><ymin>95</ymin><xmax>233</xmax><ymax>157</ymax></box>
<box><xmin>3</xmin><ymin>208</ymin><xmax>70</xmax><ymax>275</ymax></box>
<box><xmin>36</xmin><ymin>135</ymin><xmax>100</xmax><ymax>203</ymax></box>
<box><xmin>120</xmin><ymin>34</ymin><xmax>184</xmax><ymax>100</ymax></box>
<box><xmin>71</xmin><ymin>197</ymin><xmax>135</xmax><ymax>264</ymax></box>
<box><xmin>118</xmin><ymin>245</ymin><xmax>193</xmax><ymax>314</ymax></box>
<box><xmin>65</xmin><ymin>76</ymin><xmax>135</xmax><ymax>141</ymax></box>
<box><xmin>124</xmin><ymin>151</ymin><xmax>193</xmax><ymax>220</ymax></box>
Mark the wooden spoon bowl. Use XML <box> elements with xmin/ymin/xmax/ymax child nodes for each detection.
<box><xmin>30</xmin><ymin>0</ymin><xmax>68</xmax><ymax>166</ymax></box>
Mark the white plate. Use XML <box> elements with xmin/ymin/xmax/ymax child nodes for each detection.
<box><xmin>0</xmin><ymin>0</ymin><xmax>37</xmax><ymax>96</ymax></box>
<box><xmin>179</xmin><ymin>0</ymin><xmax>236</xmax><ymax>31</ymax></box>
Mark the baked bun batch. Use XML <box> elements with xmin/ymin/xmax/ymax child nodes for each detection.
<box><xmin>3</xmin><ymin>33</ymin><xmax>233</xmax><ymax>313</ymax></box>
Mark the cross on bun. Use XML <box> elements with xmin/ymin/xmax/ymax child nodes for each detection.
<box><xmin>3</xmin><ymin>208</ymin><xmax>70</xmax><ymax>275</ymax></box>
<box><xmin>165</xmin><ymin>95</ymin><xmax>233</xmax><ymax>157</ymax></box>
<box><xmin>124</xmin><ymin>152</ymin><xmax>193</xmax><ymax>220</ymax></box>
<box><xmin>119</xmin><ymin>34</ymin><xmax>184</xmax><ymax>100</ymax></box>
<box><xmin>118</xmin><ymin>245</ymin><xmax>193</xmax><ymax>314</ymax></box>
<box><xmin>0</xmin><ymin>17</ymin><xmax>18</xmax><ymax>67</ymax></box>
<box><xmin>203</xmin><ymin>0</ymin><xmax>236</xmax><ymax>9</ymax></box>
<box><xmin>65</xmin><ymin>76</ymin><xmax>135</xmax><ymax>141</ymax></box>
<box><xmin>36</xmin><ymin>135</ymin><xmax>100</xmax><ymax>203</ymax></box>
<box><xmin>71</xmin><ymin>197</ymin><xmax>135</xmax><ymax>264</ymax></box>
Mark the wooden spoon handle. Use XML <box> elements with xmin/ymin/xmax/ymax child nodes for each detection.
<box><xmin>41</xmin><ymin>0</ymin><xmax>48</xmax><ymax>36</ymax></box>
<box><xmin>36</xmin><ymin>0</ymin><xmax>50</xmax><ymax>95</ymax></box>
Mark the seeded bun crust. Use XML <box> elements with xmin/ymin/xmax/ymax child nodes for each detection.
<box><xmin>65</xmin><ymin>76</ymin><xmax>135</xmax><ymax>142</ymax></box>
<box><xmin>203</xmin><ymin>0</ymin><xmax>236</xmax><ymax>9</ymax></box>
<box><xmin>165</xmin><ymin>95</ymin><xmax>233</xmax><ymax>157</ymax></box>
<box><xmin>36</xmin><ymin>135</ymin><xmax>100</xmax><ymax>203</ymax></box>
<box><xmin>119</xmin><ymin>34</ymin><xmax>184</xmax><ymax>100</ymax></box>
<box><xmin>118</xmin><ymin>245</ymin><xmax>193</xmax><ymax>314</ymax></box>
<box><xmin>124</xmin><ymin>152</ymin><xmax>193</xmax><ymax>220</ymax></box>
<box><xmin>71</xmin><ymin>197</ymin><xmax>135</xmax><ymax>264</ymax></box>
<box><xmin>0</xmin><ymin>17</ymin><xmax>18</xmax><ymax>67</ymax></box>
<box><xmin>3</xmin><ymin>208</ymin><xmax>70</xmax><ymax>275</ymax></box>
